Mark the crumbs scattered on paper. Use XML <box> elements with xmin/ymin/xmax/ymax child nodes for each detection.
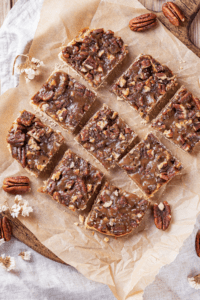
<box><xmin>19</xmin><ymin>251</ymin><xmax>31</xmax><ymax>261</ymax></box>
<box><xmin>0</xmin><ymin>254</ymin><xmax>15</xmax><ymax>271</ymax></box>
<box><xmin>188</xmin><ymin>274</ymin><xmax>200</xmax><ymax>290</ymax></box>
<box><xmin>13</xmin><ymin>54</ymin><xmax>44</xmax><ymax>83</ymax></box>
<box><xmin>79</xmin><ymin>215</ymin><xmax>85</xmax><ymax>225</ymax></box>
<box><xmin>10</xmin><ymin>195</ymin><xmax>33</xmax><ymax>218</ymax></box>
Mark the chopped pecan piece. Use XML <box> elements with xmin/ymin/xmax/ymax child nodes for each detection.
<box><xmin>0</xmin><ymin>217</ymin><xmax>12</xmax><ymax>241</ymax></box>
<box><xmin>162</xmin><ymin>2</ymin><xmax>185</xmax><ymax>27</ymax></box>
<box><xmin>195</xmin><ymin>230</ymin><xmax>200</xmax><ymax>257</ymax></box>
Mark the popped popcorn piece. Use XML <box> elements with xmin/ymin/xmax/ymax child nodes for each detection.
<box><xmin>19</xmin><ymin>251</ymin><xmax>31</xmax><ymax>261</ymax></box>
<box><xmin>104</xmin><ymin>237</ymin><xmax>109</xmax><ymax>243</ymax></box>
<box><xmin>188</xmin><ymin>275</ymin><xmax>200</xmax><ymax>290</ymax></box>
<box><xmin>0</xmin><ymin>254</ymin><xmax>16</xmax><ymax>271</ymax></box>
<box><xmin>10</xmin><ymin>195</ymin><xmax>33</xmax><ymax>218</ymax></box>
<box><xmin>0</xmin><ymin>203</ymin><xmax>9</xmax><ymax>213</ymax></box>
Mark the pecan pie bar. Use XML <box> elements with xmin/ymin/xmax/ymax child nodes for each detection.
<box><xmin>40</xmin><ymin>149</ymin><xmax>104</xmax><ymax>211</ymax></box>
<box><xmin>118</xmin><ymin>133</ymin><xmax>182</xmax><ymax>197</ymax></box>
<box><xmin>31</xmin><ymin>71</ymin><xmax>96</xmax><ymax>132</ymax></box>
<box><xmin>76</xmin><ymin>104</ymin><xmax>137</xmax><ymax>170</ymax></box>
<box><xmin>7</xmin><ymin>110</ymin><xmax>64</xmax><ymax>177</ymax></box>
<box><xmin>59</xmin><ymin>28</ymin><xmax>128</xmax><ymax>88</ymax></box>
<box><xmin>152</xmin><ymin>86</ymin><xmax>200</xmax><ymax>152</ymax></box>
<box><xmin>111</xmin><ymin>54</ymin><xmax>177</xmax><ymax>121</ymax></box>
<box><xmin>86</xmin><ymin>181</ymin><xmax>149</xmax><ymax>237</ymax></box>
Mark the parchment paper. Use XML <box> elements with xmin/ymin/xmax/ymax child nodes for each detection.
<box><xmin>1</xmin><ymin>0</ymin><xmax>200</xmax><ymax>299</ymax></box>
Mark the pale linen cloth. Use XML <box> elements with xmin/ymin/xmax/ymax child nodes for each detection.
<box><xmin>0</xmin><ymin>1</ymin><xmax>200</xmax><ymax>299</ymax></box>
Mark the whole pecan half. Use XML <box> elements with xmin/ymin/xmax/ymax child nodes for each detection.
<box><xmin>195</xmin><ymin>230</ymin><xmax>200</xmax><ymax>257</ymax></box>
<box><xmin>153</xmin><ymin>201</ymin><xmax>171</xmax><ymax>230</ymax></box>
<box><xmin>3</xmin><ymin>176</ymin><xmax>30</xmax><ymax>194</ymax></box>
<box><xmin>129</xmin><ymin>13</ymin><xmax>157</xmax><ymax>32</ymax></box>
<box><xmin>0</xmin><ymin>217</ymin><xmax>12</xmax><ymax>241</ymax></box>
<box><xmin>162</xmin><ymin>2</ymin><xmax>185</xmax><ymax>27</ymax></box>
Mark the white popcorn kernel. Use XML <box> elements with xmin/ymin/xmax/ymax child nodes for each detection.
<box><xmin>0</xmin><ymin>254</ymin><xmax>16</xmax><ymax>271</ymax></box>
<box><xmin>19</xmin><ymin>251</ymin><xmax>31</xmax><ymax>261</ymax></box>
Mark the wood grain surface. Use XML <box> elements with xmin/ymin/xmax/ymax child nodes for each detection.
<box><xmin>0</xmin><ymin>0</ymin><xmax>200</xmax><ymax>262</ymax></box>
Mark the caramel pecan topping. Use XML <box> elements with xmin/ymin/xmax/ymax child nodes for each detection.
<box><xmin>40</xmin><ymin>149</ymin><xmax>104</xmax><ymax>211</ymax></box>
<box><xmin>76</xmin><ymin>104</ymin><xmax>137</xmax><ymax>170</ymax></box>
<box><xmin>31</xmin><ymin>71</ymin><xmax>96</xmax><ymax>132</ymax></box>
<box><xmin>7</xmin><ymin>110</ymin><xmax>64</xmax><ymax>176</ymax></box>
<box><xmin>86</xmin><ymin>181</ymin><xmax>149</xmax><ymax>237</ymax></box>
<box><xmin>111</xmin><ymin>54</ymin><xmax>177</xmax><ymax>121</ymax></box>
<box><xmin>119</xmin><ymin>133</ymin><xmax>182</xmax><ymax>197</ymax></box>
<box><xmin>152</xmin><ymin>86</ymin><xmax>200</xmax><ymax>153</ymax></box>
<box><xmin>129</xmin><ymin>13</ymin><xmax>157</xmax><ymax>32</ymax></box>
<box><xmin>162</xmin><ymin>2</ymin><xmax>185</xmax><ymax>27</ymax></box>
<box><xmin>60</xmin><ymin>28</ymin><xmax>128</xmax><ymax>88</ymax></box>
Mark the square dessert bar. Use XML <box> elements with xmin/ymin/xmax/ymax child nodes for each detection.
<box><xmin>111</xmin><ymin>54</ymin><xmax>177</xmax><ymax>121</ymax></box>
<box><xmin>41</xmin><ymin>149</ymin><xmax>104</xmax><ymax>211</ymax></box>
<box><xmin>76</xmin><ymin>104</ymin><xmax>138</xmax><ymax>170</ymax></box>
<box><xmin>152</xmin><ymin>86</ymin><xmax>200</xmax><ymax>153</ymax></box>
<box><xmin>86</xmin><ymin>181</ymin><xmax>149</xmax><ymax>237</ymax></box>
<box><xmin>59</xmin><ymin>28</ymin><xmax>128</xmax><ymax>88</ymax></box>
<box><xmin>31</xmin><ymin>71</ymin><xmax>96</xmax><ymax>132</ymax></box>
<box><xmin>118</xmin><ymin>133</ymin><xmax>182</xmax><ymax>197</ymax></box>
<box><xmin>7</xmin><ymin>110</ymin><xmax>64</xmax><ymax>177</ymax></box>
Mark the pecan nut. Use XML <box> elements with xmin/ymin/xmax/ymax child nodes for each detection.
<box><xmin>195</xmin><ymin>230</ymin><xmax>200</xmax><ymax>257</ymax></box>
<box><xmin>0</xmin><ymin>217</ymin><xmax>12</xmax><ymax>241</ymax></box>
<box><xmin>3</xmin><ymin>176</ymin><xmax>30</xmax><ymax>194</ymax></box>
<box><xmin>129</xmin><ymin>13</ymin><xmax>157</xmax><ymax>32</ymax></box>
<box><xmin>162</xmin><ymin>2</ymin><xmax>185</xmax><ymax>27</ymax></box>
<box><xmin>153</xmin><ymin>201</ymin><xmax>171</xmax><ymax>230</ymax></box>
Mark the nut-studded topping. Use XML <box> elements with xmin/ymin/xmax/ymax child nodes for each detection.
<box><xmin>111</xmin><ymin>54</ymin><xmax>177</xmax><ymax>121</ymax></box>
<box><xmin>129</xmin><ymin>13</ymin><xmax>157</xmax><ymax>32</ymax></box>
<box><xmin>60</xmin><ymin>28</ymin><xmax>128</xmax><ymax>88</ymax></box>
<box><xmin>153</xmin><ymin>201</ymin><xmax>171</xmax><ymax>230</ymax></box>
<box><xmin>0</xmin><ymin>217</ymin><xmax>12</xmax><ymax>241</ymax></box>
<box><xmin>77</xmin><ymin>104</ymin><xmax>137</xmax><ymax>170</ymax></box>
<box><xmin>7</xmin><ymin>110</ymin><xmax>64</xmax><ymax>176</ymax></box>
<box><xmin>162</xmin><ymin>2</ymin><xmax>185</xmax><ymax>27</ymax></box>
<box><xmin>3</xmin><ymin>176</ymin><xmax>30</xmax><ymax>195</ymax></box>
<box><xmin>31</xmin><ymin>71</ymin><xmax>96</xmax><ymax>132</ymax></box>
<box><xmin>195</xmin><ymin>230</ymin><xmax>200</xmax><ymax>257</ymax></box>
<box><xmin>86</xmin><ymin>182</ymin><xmax>149</xmax><ymax>237</ymax></box>
<box><xmin>152</xmin><ymin>86</ymin><xmax>200</xmax><ymax>153</ymax></box>
<box><xmin>40</xmin><ymin>149</ymin><xmax>104</xmax><ymax>211</ymax></box>
<box><xmin>119</xmin><ymin>133</ymin><xmax>182</xmax><ymax>197</ymax></box>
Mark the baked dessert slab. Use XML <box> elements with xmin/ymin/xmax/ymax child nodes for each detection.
<box><xmin>6</xmin><ymin>110</ymin><xmax>64</xmax><ymax>177</ymax></box>
<box><xmin>152</xmin><ymin>86</ymin><xmax>200</xmax><ymax>153</ymax></box>
<box><xmin>40</xmin><ymin>149</ymin><xmax>104</xmax><ymax>211</ymax></box>
<box><xmin>111</xmin><ymin>54</ymin><xmax>177</xmax><ymax>121</ymax></box>
<box><xmin>76</xmin><ymin>104</ymin><xmax>138</xmax><ymax>170</ymax></box>
<box><xmin>59</xmin><ymin>28</ymin><xmax>128</xmax><ymax>88</ymax></box>
<box><xmin>118</xmin><ymin>133</ymin><xmax>182</xmax><ymax>197</ymax></box>
<box><xmin>86</xmin><ymin>181</ymin><xmax>149</xmax><ymax>237</ymax></box>
<box><xmin>31</xmin><ymin>71</ymin><xmax>96</xmax><ymax>132</ymax></box>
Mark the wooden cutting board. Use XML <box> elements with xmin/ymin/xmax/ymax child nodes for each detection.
<box><xmin>2</xmin><ymin>0</ymin><xmax>200</xmax><ymax>263</ymax></box>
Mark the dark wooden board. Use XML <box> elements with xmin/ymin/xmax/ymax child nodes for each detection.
<box><xmin>139</xmin><ymin>0</ymin><xmax>200</xmax><ymax>58</ymax></box>
<box><xmin>3</xmin><ymin>0</ymin><xmax>200</xmax><ymax>263</ymax></box>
